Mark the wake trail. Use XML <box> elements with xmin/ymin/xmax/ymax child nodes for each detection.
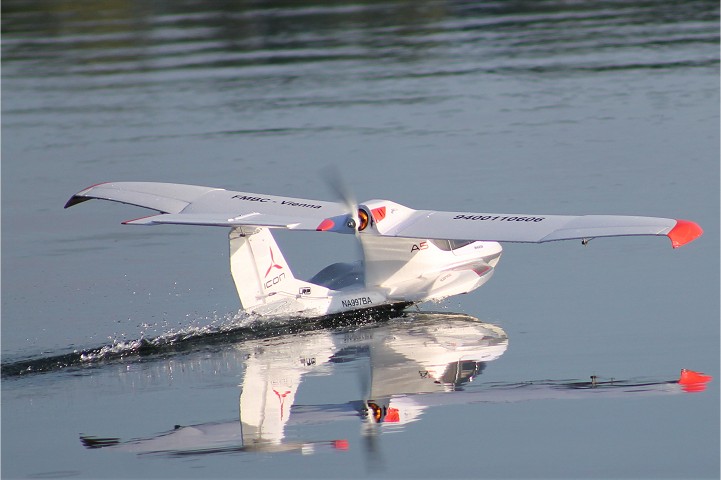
<box><xmin>2</xmin><ymin>308</ymin><xmax>403</xmax><ymax>378</ymax></box>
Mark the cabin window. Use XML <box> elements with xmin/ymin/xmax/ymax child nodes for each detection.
<box><xmin>449</xmin><ymin>239</ymin><xmax>474</xmax><ymax>250</ymax></box>
<box><xmin>430</xmin><ymin>239</ymin><xmax>452</xmax><ymax>251</ymax></box>
<box><xmin>429</xmin><ymin>239</ymin><xmax>474</xmax><ymax>251</ymax></box>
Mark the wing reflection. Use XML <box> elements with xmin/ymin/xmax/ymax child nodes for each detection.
<box><xmin>80</xmin><ymin>313</ymin><xmax>710</xmax><ymax>457</ymax></box>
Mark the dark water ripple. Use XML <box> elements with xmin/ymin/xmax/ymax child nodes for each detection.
<box><xmin>3</xmin><ymin>0</ymin><xmax>718</xmax><ymax>81</ymax></box>
<box><xmin>1</xmin><ymin>306</ymin><xmax>408</xmax><ymax>378</ymax></box>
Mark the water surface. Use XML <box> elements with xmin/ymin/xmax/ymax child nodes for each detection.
<box><xmin>2</xmin><ymin>0</ymin><xmax>719</xmax><ymax>478</ymax></box>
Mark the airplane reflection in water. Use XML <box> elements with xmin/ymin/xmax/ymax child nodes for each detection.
<box><xmin>80</xmin><ymin>313</ymin><xmax>711</xmax><ymax>456</ymax></box>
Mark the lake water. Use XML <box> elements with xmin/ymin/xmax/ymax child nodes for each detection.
<box><xmin>2</xmin><ymin>0</ymin><xmax>719</xmax><ymax>478</ymax></box>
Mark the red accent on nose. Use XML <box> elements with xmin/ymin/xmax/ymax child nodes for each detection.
<box><xmin>678</xmin><ymin>369</ymin><xmax>712</xmax><ymax>392</ymax></box>
<box><xmin>316</xmin><ymin>218</ymin><xmax>335</xmax><ymax>231</ymax></box>
<box><xmin>472</xmin><ymin>265</ymin><xmax>492</xmax><ymax>277</ymax></box>
<box><xmin>371</xmin><ymin>207</ymin><xmax>386</xmax><ymax>222</ymax></box>
<box><xmin>384</xmin><ymin>407</ymin><xmax>400</xmax><ymax>423</ymax></box>
<box><xmin>667</xmin><ymin>219</ymin><xmax>703</xmax><ymax>248</ymax></box>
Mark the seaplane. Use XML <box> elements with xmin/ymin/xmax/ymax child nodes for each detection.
<box><xmin>65</xmin><ymin>181</ymin><xmax>703</xmax><ymax>318</ymax></box>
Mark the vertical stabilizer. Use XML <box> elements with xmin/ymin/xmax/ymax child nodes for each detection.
<box><xmin>229</xmin><ymin>227</ymin><xmax>329</xmax><ymax>314</ymax></box>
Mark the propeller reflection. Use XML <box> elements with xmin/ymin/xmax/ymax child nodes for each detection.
<box><xmin>80</xmin><ymin>313</ymin><xmax>710</xmax><ymax>456</ymax></box>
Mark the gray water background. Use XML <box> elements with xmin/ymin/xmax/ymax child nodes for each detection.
<box><xmin>2</xmin><ymin>0</ymin><xmax>719</xmax><ymax>478</ymax></box>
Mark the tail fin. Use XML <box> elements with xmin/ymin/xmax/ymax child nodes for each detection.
<box><xmin>229</xmin><ymin>227</ymin><xmax>323</xmax><ymax>313</ymax></box>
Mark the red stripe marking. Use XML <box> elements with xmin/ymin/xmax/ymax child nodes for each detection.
<box><xmin>83</xmin><ymin>181</ymin><xmax>110</xmax><ymax>190</ymax></box>
<box><xmin>77</xmin><ymin>181</ymin><xmax>111</xmax><ymax>196</ymax></box>
<box><xmin>121</xmin><ymin>214</ymin><xmax>158</xmax><ymax>225</ymax></box>
<box><xmin>316</xmin><ymin>218</ymin><xmax>335</xmax><ymax>231</ymax></box>
<box><xmin>371</xmin><ymin>206</ymin><xmax>386</xmax><ymax>223</ymax></box>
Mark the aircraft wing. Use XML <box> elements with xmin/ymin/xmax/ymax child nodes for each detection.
<box><xmin>377</xmin><ymin>208</ymin><xmax>702</xmax><ymax>248</ymax></box>
<box><xmin>66</xmin><ymin>182</ymin><xmax>702</xmax><ymax>247</ymax></box>
<box><xmin>65</xmin><ymin>182</ymin><xmax>348</xmax><ymax>231</ymax></box>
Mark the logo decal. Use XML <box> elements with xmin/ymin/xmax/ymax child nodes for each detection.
<box><xmin>411</xmin><ymin>241</ymin><xmax>428</xmax><ymax>252</ymax></box>
<box><xmin>265</xmin><ymin>248</ymin><xmax>283</xmax><ymax>277</ymax></box>
<box><xmin>273</xmin><ymin>389</ymin><xmax>292</xmax><ymax>420</ymax></box>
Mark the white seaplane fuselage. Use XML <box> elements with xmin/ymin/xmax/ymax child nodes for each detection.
<box><xmin>230</xmin><ymin>225</ymin><xmax>502</xmax><ymax>317</ymax></box>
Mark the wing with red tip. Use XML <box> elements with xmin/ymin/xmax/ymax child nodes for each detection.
<box><xmin>66</xmin><ymin>182</ymin><xmax>702</xmax><ymax>248</ymax></box>
<box><xmin>678</xmin><ymin>369</ymin><xmax>713</xmax><ymax>392</ymax></box>
<box><xmin>374</xmin><ymin>209</ymin><xmax>703</xmax><ymax>248</ymax></box>
<box><xmin>346</xmin><ymin>199</ymin><xmax>701</xmax><ymax>248</ymax></box>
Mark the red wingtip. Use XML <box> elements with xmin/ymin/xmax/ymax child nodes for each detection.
<box><xmin>678</xmin><ymin>369</ymin><xmax>712</xmax><ymax>393</ymax></box>
<box><xmin>332</xmin><ymin>440</ymin><xmax>349</xmax><ymax>450</ymax></box>
<box><xmin>316</xmin><ymin>218</ymin><xmax>335</xmax><ymax>231</ymax></box>
<box><xmin>667</xmin><ymin>219</ymin><xmax>703</xmax><ymax>248</ymax></box>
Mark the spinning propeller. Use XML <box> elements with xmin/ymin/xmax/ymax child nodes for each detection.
<box><xmin>319</xmin><ymin>167</ymin><xmax>370</xmax><ymax>236</ymax></box>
